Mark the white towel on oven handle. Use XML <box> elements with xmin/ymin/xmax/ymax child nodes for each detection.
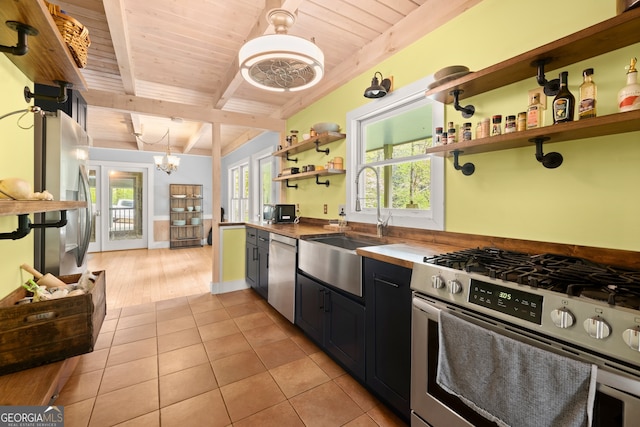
<box><xmin>436</xmin><ymin>310</ymin><xmax>597</xmax><ymax>427</ymax></box>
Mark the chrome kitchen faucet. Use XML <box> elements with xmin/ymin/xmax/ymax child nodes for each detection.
<box><xmin>355</xmin><ymin>165</ymin><xmax>389</xmax><ymax>237</ymax></box>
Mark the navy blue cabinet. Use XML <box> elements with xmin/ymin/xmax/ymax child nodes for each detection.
<box><xmin>296</xmin><ymin>272</ymin><xmax>365</xmax><ymax>381</ymax></box>
<box><xmin>364</xmin><ymin>258</ymin><xmax>412</xmax><ymax>421</ymax></box>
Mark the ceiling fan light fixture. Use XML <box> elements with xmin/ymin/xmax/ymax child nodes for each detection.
<box><xmin>238</xmin><ymin>9</ymin><xmax>324</xmax><ymax>92</ymax></box>
<box><xmin>364</xmin><ymin>72</ymin><xmax>392</xmax><ymax>98</ymax></box>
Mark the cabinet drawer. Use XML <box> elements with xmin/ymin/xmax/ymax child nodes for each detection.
<box><xmin>246</xmin><ymin>227</ymin><xmax>258</xmax><ymax>245</ymax></box>
<box><xmin>257</xmin><ymin>230</ymin><xmax>270</xmax><ymax>248</ymax></box>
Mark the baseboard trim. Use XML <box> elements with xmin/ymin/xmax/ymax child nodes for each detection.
<box><xmin>210</xmin><ymin>280</ymin><xmax>250</xmax><ymax>294</ymax></box>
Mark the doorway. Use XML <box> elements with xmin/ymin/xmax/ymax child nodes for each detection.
<box><xmin>89</xmin><ymin>163</ymin><xmax>150</xmax><ymax>252</ymax></box>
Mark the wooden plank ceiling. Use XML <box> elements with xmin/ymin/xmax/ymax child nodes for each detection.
<box><xmin>47</xmin><ymin>0</ymin><xmax>480</xmax><ymax>156</ymax></box>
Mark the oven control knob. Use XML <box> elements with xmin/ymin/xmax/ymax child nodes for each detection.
<box><xmin>583</xmin><ymin>317</ymin><xmax>611</xmax><ymax>340</ymax></box>
<box><xmin>447</xmin><ymin>279</ymin><xmax>463</xmax><ymax>294</ymax></box>
<box><xmin>431</xmin><ymin>275</ymin><xmax>445</xmax><ymax>289</ymax></box>
<box><xmin>622</xmin><ymin>327</ymin><xmax>640</xmax><ymax>351</ymax></box>
<box><xmin>550</xmin><ymin>308</ymin><xmax>575</xmax><ymax>329</ymax></box>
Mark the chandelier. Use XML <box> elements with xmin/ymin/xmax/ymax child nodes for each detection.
<box><xmin>238</xmin><ymin>9</ymin><xmax>324</xmax><ymax>92</ymax></box>
<box><xmin>153</xmin><ymin>130</ymin><xmax>180</xmax><ymax>175</ymax></box>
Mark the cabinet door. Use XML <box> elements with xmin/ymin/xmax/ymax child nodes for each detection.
<box><xmin>295</xmin><ymin>273</ymin><xmax>325</xmax><ymax>344</ymax></box>
<box><xmin>364</xmin><ymin>258</ymin><xmax>412</xmax><ymax>420</ymax></box>
<box><xmin>256</xmin><ymin>244</ymin><xmax>269</xmax><ymax>299</ymax></box>
<box><xmin>245</xmin><ymin>242</ymin><xmax>258</xmax><ymax>288</ymax></box>
<box><xmin>325</xmin><ymin>289</ymin><xmax>366</xmax><ymax>381</ymax></box>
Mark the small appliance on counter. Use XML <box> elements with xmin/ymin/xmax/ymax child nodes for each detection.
<box><xmin>274</xmin><ymin>204</ymin><xmax>296</xmax><ymax>223</ymax></box>
<box><xmin>263</xmin><ymin>204</ymin><xmax>275</xmax><ymax>222</ymax></box>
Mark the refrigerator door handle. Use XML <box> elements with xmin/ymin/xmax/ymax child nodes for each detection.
<box><xmin>77</xmin><ymin>164</ymin><xmax>92</xmax><ymax>266</ymax></box>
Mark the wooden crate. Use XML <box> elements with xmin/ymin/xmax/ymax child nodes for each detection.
<box><xmin>0</xmin><ymin>271</ymin><xmax>106</xmax><ymax>375</ymax></box>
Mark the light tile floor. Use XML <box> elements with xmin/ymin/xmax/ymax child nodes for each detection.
<box><xmin>57</xmin><ymin>289</ymin><xmax>408</xmax><ymax>426</ymax></box>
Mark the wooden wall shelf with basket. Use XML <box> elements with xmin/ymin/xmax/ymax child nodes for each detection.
<box><xmin>169</xmin><ymin>184</ymin><xmax>204</xmax><ymax>249</ymax></box>
<box><xmin>0</xmin><ymin>0</ymin><xmax>87</xmax><ymax>90</ymax></box>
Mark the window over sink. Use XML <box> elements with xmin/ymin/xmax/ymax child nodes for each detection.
<box><xmin>346</xmin><ymin>75</ymin><xmax>445</xmax><ymax>230</ymax></box>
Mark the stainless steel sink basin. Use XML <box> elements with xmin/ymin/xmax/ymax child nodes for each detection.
<box><xmin>306</xmin><ymin>235</ymin><xmax>381</xmax><ymax>251</ymax></box>
<box><xmin>298</xmin><ymin>235</ymin><xmax>381</xmax><ymax>297</ymax></box>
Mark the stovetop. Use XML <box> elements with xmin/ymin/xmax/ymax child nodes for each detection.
<box><xmin>424</xmin><ymin>247</ymin><xmax>640</xmax><ymax>310</ymax></box>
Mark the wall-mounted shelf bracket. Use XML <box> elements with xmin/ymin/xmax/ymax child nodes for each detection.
<box><xmin>286</xmin><ymin>152</ymin><xmax>298</xmax><ymax>163</ymax></box>
<box><xmin>0</xmin><ymin>210</ymin><xmax>67</xmax><ymax>240</ymax></box>
<box><xmin>452</xmin><ymin>150</ymin><xmax>475</xmax><ymax>176</ymax></box>
<box><xmin>24</xmin><ymin>80</ymin><xmax>71</xmax><ymax>104</ymax></box>
<box><xmin>532</xmin><ymin>58</ymin><xmax>560</xmax><ymax>96</ymax></box>
<box><xmin>529</xmin><ymin>136</ymin><xmax>563</xmax><ymax>169</ymax></box>
<box><xmin>315</xmin><ymin>175</ymin><xmax>330</xmax><ymax>187</ymax></box>
<box><xmin>0</xmin><ymin>21</ymin><xmax>38</xmax><ymax>56</ymax></box>
<box><xmin>450</xmin><ymin>89</ymin><xmax>475</xmax><ymax>118</ymax></box>
<box><xmin>314</xmin><ymin>141</ymin><xmax>330</xmax><ymax>155</ymax></box>
<box><xmin>285</xmin><ymin>179</ymin><xmax>298</xmax><ymax>189</ymax></box>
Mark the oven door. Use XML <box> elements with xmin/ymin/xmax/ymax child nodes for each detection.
<box><xmin>411</xmin><ymin>294</ymin><xmax>640</xmax><ymax>427</ymax></box>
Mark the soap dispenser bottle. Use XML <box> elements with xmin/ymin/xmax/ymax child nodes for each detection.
<box><xmin>618</xmin><ymin>57</ymin><xmax>640</xmax><ymax>112</ymax></box>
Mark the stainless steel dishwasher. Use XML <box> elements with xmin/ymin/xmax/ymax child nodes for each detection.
<box><xmin>267</xmin><ymin>233</ymin><xmax>297</xmax><ymax>323</ymax></box>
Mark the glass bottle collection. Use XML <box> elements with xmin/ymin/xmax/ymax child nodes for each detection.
<box><xmin>433</xmin><ymin>57</ymin><xmax>639</xmax><ymax>147</ymax></box>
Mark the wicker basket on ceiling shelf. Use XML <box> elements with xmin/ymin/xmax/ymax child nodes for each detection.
<box><xmin>45</xmin><ymin>1</ymin><xmax>91</xmax><ymax>68</ymax></box>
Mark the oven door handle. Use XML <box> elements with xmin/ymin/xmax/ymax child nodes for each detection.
<box><xmin>413</xmin><ymin>296</ymin><xmax>441</xmax><ymax>317</ymax></box>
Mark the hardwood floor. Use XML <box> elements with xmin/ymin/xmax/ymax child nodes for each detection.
<box><xmin>87</xmin><ymin>247</ymin><xmax>213</xmax><ymax>309</ymax></box>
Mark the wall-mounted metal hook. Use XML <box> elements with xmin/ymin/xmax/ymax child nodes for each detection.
<box><xmin>285</xmin><ymin>179</ymin><xmax>298</xmax><ymax>189</ymax></box>
<box><xmin>532</xmin><ymin>58</ymin><xmax>560</xmax><ymax>96</ymax></box>
<box><xmin>286</xmin><ymin>152</ymin><xmax>298</xmax><ymax>163</ymax></box>
<box><xmin>24</xmin><ymin>80</ymin><xmax>72</xmax><ymax>104</ymax></box>
<box><xmin>315</xmin><ymin>175</ymin><xmax>330</xmax><ymax>187</ymax></box>
<box><xmin>450</xmin><ymin>89</ymin><xmax>475</xmax><ymax>118</ymax></box>
<box><xmin>529</xmin><ymin>136</ymin><xmax>563</xmax><ymax>169</ymax></box>
<box><xmin>0</xmin><ymin>21</ymin><xmax>39</xmax><ymax>56</ymax></box>
<box><xmin>314</xmin><ymin>141</ymin><xmax>330</xmax><ymax>155</ymax></box>
<box><xmin>452</xmin><ymin>150</ymin><xmax>475</xmax><ymax>176</ymax></box>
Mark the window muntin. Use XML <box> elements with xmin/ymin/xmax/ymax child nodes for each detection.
<box><xmin>229</xmin><ymin>162</ymin><xmax>249</xmax><ymax>222</ymax></box>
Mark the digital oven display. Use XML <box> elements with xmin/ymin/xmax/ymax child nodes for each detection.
<box><xmin>469</xmin><ymin>279</ymin><xmax>543</xmax><ymax>325</ymax></box>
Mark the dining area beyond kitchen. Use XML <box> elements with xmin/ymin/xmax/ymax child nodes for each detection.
<box><xmin>55</xmin><ymin>247</ymin><xmax>406</xmax><ymax>426</ymax></box>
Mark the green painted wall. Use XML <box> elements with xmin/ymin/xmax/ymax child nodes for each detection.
<box><xmin>0</xmin><ymin>55</ymin><xmax>35</xmax><ymax>297</ymax></box>
<box><xmin>221</xmin><ymin>227</ymin><xmax>246</xmax><ymax>282</ymax></box>
<box><xmin>286</xmin><ymin>0</ymin><xmax>640</xmax><ymax>252</ymax></box>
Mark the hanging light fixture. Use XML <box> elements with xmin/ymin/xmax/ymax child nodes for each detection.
<box><xmin>238</xmin><ymin>9</ymin><xmax>324</xmax><ymax>92</ymax></box>
<box><xmin>152</xmin><ymin>129</ymin><xmax>180</xmax><ymax>175</ymax></box>
<box><xmin>364</xmin><ymin>72</ymin><xmax>392</xmax><ymax>98</ymax></box>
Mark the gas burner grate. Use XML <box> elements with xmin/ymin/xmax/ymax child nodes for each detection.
<box><xmin>424</xmin><ymin>247</ymin><xmax>640</xmax><ymax>309</ymax></box>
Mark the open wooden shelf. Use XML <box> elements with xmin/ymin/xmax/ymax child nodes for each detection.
<box><xmin>0</xmin><ymin>0</ymin><xmax>87</xmax><ymax>90</ymax></box>
<box><xmin>426</xmin><ymin>7</ymin><xmax>640</xmax><ymax>104</ymax></box>
<box><xmin>273</xmin><ymin>168</ymin><xmax>346</xmax><ymax>182</ymax></box>
<box><xmin>272</xmin><ymin>132</ymin><xmax>346</xmax><ymax>157</ymax></box>
<box><xmin>0</xmin><ymin>200</ymin><xmax>86</xmax><ymax>216</ymax></box>
<box><xmin>427</xmin><ymin>110</ymin><xmax>640</xmax><ymax>157</ymax></box>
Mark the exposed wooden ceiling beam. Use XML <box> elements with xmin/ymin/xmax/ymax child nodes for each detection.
<box><xmin>83</xmin><ymin>89</ymin><xmax>285</xmax><ymax>131</ymax></box>
<box><xmin>103</xmin><ymin>0</ymin><xmax>136</xmax><ymax>94</ymax></box>
<box><xmin>221</xmin><ymin>129</ymin><xmax>267</xmax><ymax>157</ymax></box>
<box><xmin>130</xmin><ymin>113</ymin><xmax>143</xmax><ymax>150</ymax></box>
<box><xmin>184</xmin><ymin>123</ymin><xmax>210</xmax><ymax>154</ymax></box>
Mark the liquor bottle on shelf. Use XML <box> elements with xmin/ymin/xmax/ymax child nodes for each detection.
<box><xmin>578</xmin><ymin>68</ymin><xmax>597</xmax><ymax>119</ymax></box>
<box><xmin>618</xmin><ymin>58</ymin><xmax>640</xmax><ymax>112</ymax></box>
<box><xmin>526</xmin><ymin>93</ymin><xmax>544</xmax><ymax>129</ymax></box>
<box><xmin>552</xmin><ymin>71</ymin><xmax>575</xmax><ymax>124</ymax></box>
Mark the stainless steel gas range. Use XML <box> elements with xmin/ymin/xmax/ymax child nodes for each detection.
<box><xmin>410</xmin><ymin>247</ymin><xmax>640</xmax><ymax>427</ymax></box>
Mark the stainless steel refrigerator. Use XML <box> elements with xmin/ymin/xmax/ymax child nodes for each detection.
<box><xmin>33</xmin><ymin>110</ymin><xmax>92</xmax><ymax>276</ymax></box>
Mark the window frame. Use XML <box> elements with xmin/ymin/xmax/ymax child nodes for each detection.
<box><xmin>228</xmin><ymin>160</ymin><xmax>250</xmax><ymax>222</ymax></box>
<box><xmin>346</xmin><ymin>75</ymin><xmax>445</xmax><ymax>230</ymax></box>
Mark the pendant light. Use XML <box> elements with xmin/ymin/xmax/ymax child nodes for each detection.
<box><xmin>238</xmin><ymin>9</ymin><xmax>324</xmax><ymax>92</ymax></box>
<box><xmin>152</xmin><ymin>130</ymin><xmax>180</xmax><ymax>175</ymax></box>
